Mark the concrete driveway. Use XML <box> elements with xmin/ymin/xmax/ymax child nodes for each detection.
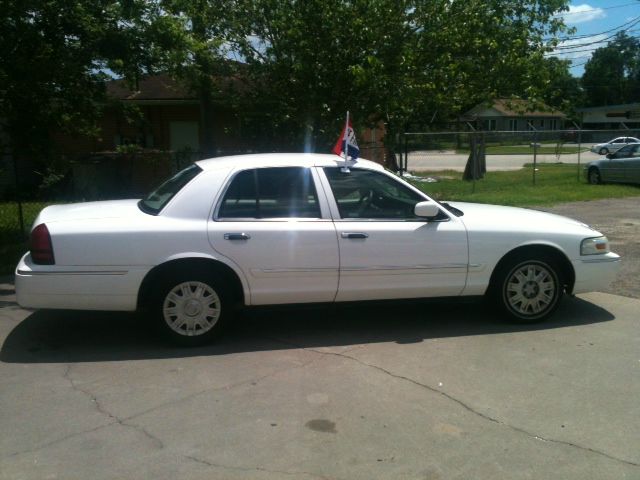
<box><xmin>1</xmin><ymin>281</ymin><xmax>639</xmax><ymax>479</ymax></box>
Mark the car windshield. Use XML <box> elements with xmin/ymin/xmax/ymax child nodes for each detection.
<box><xmin>138</xmin><ymin>164</ymin><xmax>202</xmax><ymax>215</ymax></box>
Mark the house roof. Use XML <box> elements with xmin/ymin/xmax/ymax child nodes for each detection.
<box><xmin>576</xmin><ymin>103</ymin><xmax>640</xmax><ymax>113</ymax></box>
<box><xmin>464</xmin><ymin>98</ymin><xmax>566</xmax><ymax>118</ymax></box>
<box><xmin>107</xmin><ymin>74</ymin><xmax>196</xmax><ymax>102</ymax></box>
<box><xmin>106</xmin><ymin>73</ymin><xmax>247</xmax><ymax>104</ymax></box>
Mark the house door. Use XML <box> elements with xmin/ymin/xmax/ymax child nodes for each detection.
<box><xmin>170</xmin><ymin>121</ymin><xmax>200</xmax><ymax>155</ymax></box>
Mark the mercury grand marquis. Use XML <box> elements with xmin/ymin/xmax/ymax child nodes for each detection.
<box><xmin>16</xmin><ymin>153</ymin><xmax>620</xmax><ymax>345</ymax></box>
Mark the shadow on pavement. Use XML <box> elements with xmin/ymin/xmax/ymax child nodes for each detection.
<box><xmin>1</xmin><ymin>296</ymin><xmax>615</xmax><ymax>364</ymax></box>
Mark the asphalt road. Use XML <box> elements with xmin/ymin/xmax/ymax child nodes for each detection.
<box><xmin>1</xmin><ymin>284</ymin><xmax>639</xmax><ymax>479</ymax></box>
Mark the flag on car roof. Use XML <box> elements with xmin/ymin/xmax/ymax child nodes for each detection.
<box><xmin>332</xmin><ymin>112</ymin><xmax>360</xmax><ymax>160</ymax></box>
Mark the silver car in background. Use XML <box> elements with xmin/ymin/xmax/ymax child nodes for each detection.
<box><xmin>590</xmin><ymin>136</ymin><xmax>640</xmax><ymax>155</ymax></box>
<box><xmin>587</xmin><ymin>142</ymin><xmax>640</xmax><ymax>185</ymax></box>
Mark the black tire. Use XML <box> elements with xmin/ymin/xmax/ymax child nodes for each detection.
<box><xmin>588</xmin><ymin>167</ymin><xmax>602</xmax><ymax>185</ymax></box>
<box><xmin>153</xmin><ymin>273</ymin><xmax>230</xmax><ymax>346</ymax></box>
<box><xmin>598</xmin><ymin>147</ymin><xmax>608</xmax><ymax>155</ymax></box>
<box><xmin>492</xmin><ymin>255</ymin><xmax>563</xmax><ymax>323</ymax></box>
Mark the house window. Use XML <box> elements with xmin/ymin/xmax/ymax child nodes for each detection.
<box><xmin>539</xmin><ymin>120</ymin><xmax>545</xmax><ymax>129</ymax></box>
<box><xmin>508</xmin><ymin>119</ymin><xmax>518</xmax><ymax>131</ymax></box>
<box><xmin>550</xmin><ymin>119</ymin><xmax>558</xmax><ymax>130</ymax></box>
<box><xmin>486</xmin><ymin>119</ymin><xmax>497</xmax><ymax>131</ymax></box>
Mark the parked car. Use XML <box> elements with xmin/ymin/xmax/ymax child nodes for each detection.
<box><xmin>16</xmin><ymin>154</ymin><xmax>620</xmax><ymax>345</ymax></box>
<box><xmin>590</xmin><ymin>136</ymin><xmax>640</xmax><ymax>155</ymax></box>
<box><xmin>586</xmin><ymin>142</ymin><xmax>640</xmax><ymax>185</ymax></box>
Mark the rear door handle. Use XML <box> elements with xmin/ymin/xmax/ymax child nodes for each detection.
<box><xmin>341</xmin><ymin>232</ymin><xmax>369</xmax><ymax>239</ymax></box>
<box><xmin>224</xmin><ymin>233</ymin><xmax>251</xmax><ymax>241</ymax></box>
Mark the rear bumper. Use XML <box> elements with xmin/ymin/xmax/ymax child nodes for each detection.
<box><xmin>15</xmin><ymin>254</ymin><xmax>147</xmax><ymax>311</ymax></box>
<box><xmin>571</xmin><ymin>252</ymin><xmax>621</xmax><ymax>294</ymax></box>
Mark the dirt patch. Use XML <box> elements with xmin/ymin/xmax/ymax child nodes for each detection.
<box><xmin>538</xmin><ymin>196</ymin><xmax>640</xmax><ymax>299</ymax></box>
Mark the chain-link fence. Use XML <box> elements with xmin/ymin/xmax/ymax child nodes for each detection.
<box><xmin>399</xmin><ymin>129</ymin><xmax>640</xmax><ymax>181</ymax></box>
<box><xmin>0</xmin><ymin>149</ymin><xmax>207</xmax><ymax>274</ymax></box>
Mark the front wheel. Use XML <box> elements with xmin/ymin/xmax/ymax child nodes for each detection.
<box><xmin>154</xmin><ymin>275</ymin><xmax>229</xmax><ymax>346</ymax></box>
<box><xmin>493</xmin><ymin>257</ymin><xmax>563</xmax><ymax>323</ymax></box>
<box><xmin>588</xmin><ymin>167</ymin><xmax>602</xmax><ymax>185</ymax></box>
<box><xmin>598</xmin><ymin>147</ymin><xmax>608</xmax><ymax>155</ymax></box>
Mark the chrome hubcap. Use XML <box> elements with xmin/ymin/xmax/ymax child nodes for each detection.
<box><xmin>163</xmin><ymin>281</ymin><xmax>221</xmax><ymax>336</ymax></box>
<box><xmin>505</xmin><ymin>263</ymin><xmax>556</xmax><ymax>317</ymax></box>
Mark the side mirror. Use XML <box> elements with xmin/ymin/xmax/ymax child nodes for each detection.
<box><xmin>606</xmin><ymin>153</ymin><xmax>614</xmax><ymax>159</ymax></box>
<box><xmin>414</xmin><ymin>200</ymin><xmax>440</xmax><ymax>218</ymax></box>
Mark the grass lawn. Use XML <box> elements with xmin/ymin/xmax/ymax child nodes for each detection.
<box><xmin>408</xmin><ymin>163</ymin><xmax>640</xmax><ymax>207</ymax></box>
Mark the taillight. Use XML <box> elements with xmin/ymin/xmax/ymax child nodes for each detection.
<box><xmin>30</xmin><ymin>223</ymin><xmax>55</xmax><ymax>265</ymax></box>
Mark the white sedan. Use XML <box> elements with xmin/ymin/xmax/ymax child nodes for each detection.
<box><xmin>590</xmin><ymin>136</ymin><xmax>640</xmax><ymax>155</ymax></box>
<box><xmin>16</xmin><ymin>154</ymin><xmax>620</xmax><ymax>345</ymax></box>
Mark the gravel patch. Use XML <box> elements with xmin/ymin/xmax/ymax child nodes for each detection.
<box><xmin>538</xmin><ymin>196</ymin><xmax>640</xmax><ymax>299</ymax></box>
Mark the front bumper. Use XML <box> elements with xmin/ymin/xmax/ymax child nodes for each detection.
<box><xmin>571</xmin><ymin>252</ymin><xmax>621</xmax><ymax>294</ymax></box>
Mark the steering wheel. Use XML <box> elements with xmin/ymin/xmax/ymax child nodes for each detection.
<box><xmin>356</xmin><ymin>189</ymin><xmax>374</xmax><ymax>217</ymax></box>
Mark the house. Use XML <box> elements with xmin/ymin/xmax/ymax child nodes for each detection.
<box><xmin>576</xmin><ymin>103</ymin><xmax>640</xmax><ymax>130</ymax></box>
<box><xmin>461</xmin><ymin>99</ymin><xmax>566</xmax><ymax>131</ymax></box>
<box><xmin>53</xmin><ymin>74</ymin><xmax>243</xmax><ymax>157</ymax></box>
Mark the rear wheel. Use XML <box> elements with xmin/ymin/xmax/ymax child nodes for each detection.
<box><xmin>588</xmin><ymin>167</ymin><xmax>602</xmax><ymax>185</ymax></box>
<box><xmin>154</xmin><ymin>274</ymin><xmax>229</xmax><ymax>346</ymax></box>
<box><xmin>493</xmin><ymin>256</ymin><xmax>563</xmax><ymax>323</ymax></box>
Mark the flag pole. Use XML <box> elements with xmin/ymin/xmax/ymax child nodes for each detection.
<box><xmin>343</xmin><ymin>111</ymin><xmax>350</xmax><ymax>160</ymax></box>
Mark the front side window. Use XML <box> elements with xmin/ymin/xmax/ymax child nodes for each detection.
<box><xmin>139</xmin><ymin>164</ymin><xmax>202</xmax><ymax>215</ymax></box>
<box><xmin>218</xmin><ymin>167</ymin><xmax>320</xmax><ymax>219</ymax></box>
<box><xmin>324</xmin><ymin>168</ymin><xmax>426</xmax><ymax>220</ymax></box>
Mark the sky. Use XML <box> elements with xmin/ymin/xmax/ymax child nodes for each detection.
<box><xmin>550</xmin><ymin>1</ymin><xmax>640</xmax><ymax>77</ymax></box>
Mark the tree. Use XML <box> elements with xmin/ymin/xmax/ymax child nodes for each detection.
<box><xmin>230</xmin><ymin>0</ymin><xmax>572</xmax><ymax>150</ymax></box>
<box><xmin>0</xmin><ymin>1</ymin><xmax>164</xmax><ymax>164</ymax></box>
<box><xmin>582</xmin><ymin>32</ymin><xmax>640</xmax><ymax>106</ymax></box>
<box><xmin>539</xmin><ymin>57</ymin><xmax>583</xmax><ymax>118</ymax></box>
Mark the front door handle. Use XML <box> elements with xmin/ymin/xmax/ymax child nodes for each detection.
<box><xmin>341</xmin><ymin>232</ymin><xmax>369</xmax><ymax>239</ymax></box>
<box><xmin>224</xmin><ymin>233</ymin><xmax>251</xmax><ymax>241</ymax></box>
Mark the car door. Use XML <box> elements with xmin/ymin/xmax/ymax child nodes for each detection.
<box><xmin>320</xmin><ymin>167</ymin><xmax>468</xmax><ymax>302</ymax></box>
<box><xmin>605</xmin><ymin>145</ymin><xmax>632</xmax><ymax>182</ymax></box>
<box><xmin>621</xmin><ymin>144</ymin><xmax>640</xmax><ymax>183</ymax></box>
<box><xmin>611</xmin><ymin>137</ymin><xmax>626</xmax><ymax>152</ymax></box>
<box><xmin>208</xmin><ymin>166</ymin><xmax>339</xmax><ymax>305</ymax></box>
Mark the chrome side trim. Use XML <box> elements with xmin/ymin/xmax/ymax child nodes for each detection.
<box><xmin>254</xmin><ymin>267</ymin><xmax>339</xmax><ymax>274</ymax></box>
<box><xmin>17</xmin><ymin>270</ymin><xmax>128</xmax><ymax>276</ymax></box>
<box><xmin>341</xmin><ymin>263</ymin><xmax>468</xmax><ymax>272</ymax></box>
<box><xmin>580</xmin><ymin>257</ymin><xmax>621</xmax><ymax>264</ymax></box>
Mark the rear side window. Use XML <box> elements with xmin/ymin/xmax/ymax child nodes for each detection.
<box><xmin>218</xmin><ymin>167</ymin><xmax>320</xmax><ymax>219</ymax></box>
<box><xmin>139</xmin><ymin>164</ymin><xmax>202</xmax><ymax>215</ymax></box>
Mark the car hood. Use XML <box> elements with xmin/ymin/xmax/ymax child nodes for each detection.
<box><xmin>445</xmin><ymin>201</ymin><xmax>598</xmax><ymax>234</ymax></box>
<box><xmin>34</xmin><ymin>199</ymin><xmax>144</xmax><ymax>226</ymax></box>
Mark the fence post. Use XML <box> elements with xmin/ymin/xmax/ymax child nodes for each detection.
<box><xmin>402</xmin><ymin>133</ymin><xmax>408</xmax><ymax>176</ymax></box>
<box><xmin>12</xmin><ymin>154</ymin><xmax>26</xmax><ymax>237</ymax></box>
<box><xmin>573</xmin><ymin>122</ymin><xmax>582</xmax><ymax>182</ymax></box>
<box><xmin>533</xmin><ymin>130</ymin><xmax>538</xmax><ymax>186</ymax></box>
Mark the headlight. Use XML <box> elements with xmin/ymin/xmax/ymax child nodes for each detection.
<box><xmin>581</xmin><ymin>236</ymin><xmax>610</xmax><ymax>255</ymax></box>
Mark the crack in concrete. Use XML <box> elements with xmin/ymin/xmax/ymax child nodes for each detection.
<box><xmin>265</xmin><ymin>335</ymin><xmax>640</xmax><ymax>469</ymax></box>
<box><xmin>185</xmin><ymin>454</ymin><xmax>339</xmax><ymax>480</ymax></box>
<box><xmin>5</xmin><ymin>356</ymin><xmax>318</xmax><ymax>460</ymax></box>
<box><xmin>62</xmin><ymin>364</ymin><xmax>165</xmax><ymax>449</ymax></box>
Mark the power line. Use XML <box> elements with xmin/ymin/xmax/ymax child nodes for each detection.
<box><xmin>549</xmin><ymin>15</ymin><xmax>640</xmax><ymax>51</ymax></box>
<box><xmin>553</xmin><ymin>1</ymin><xmax>640</xmax><ymax>18</ymax></box>
<box><xmin>546</xmin><ymin>12</ymin><xmax>640</xmax><ymax>41</ymax></box>
<box><xmin>545</xmin><ymin>19</ymin><xmax>640</xmax><ymax>56</ymax></box>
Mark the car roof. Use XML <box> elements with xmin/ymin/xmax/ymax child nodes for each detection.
<box><xmin>195</xmin><ymin>153</ymin><xmax>385</xmax><ymax>172</ymax></box>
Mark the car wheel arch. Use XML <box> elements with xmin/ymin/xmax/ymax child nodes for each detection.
<box><xmin>487</xmin><ymin>244</ymin><xmax>575</xmax><ymax>296</ymax></box>
<box><xmin>137</xmin><ymin>257</ymin><xmax>246</xmax><ymax>311</ymax></box>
